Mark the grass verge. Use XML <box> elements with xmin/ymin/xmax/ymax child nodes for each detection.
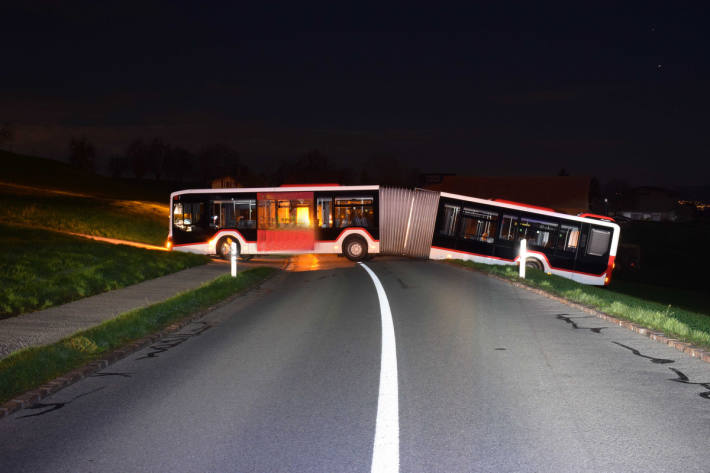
<box><xmin>0</xmin><ymin>224</ymin><xmax>208</xmax><ymax>317</ymax></box>
<box><xmin>448</xmin><ymin>260</ymin><xmax>710</xmax><ymax>349</ymax></box>
<box><xmin>0</xmin><ymin>267</ymin><xmax>276</xmax><ymax>404</ymax></box>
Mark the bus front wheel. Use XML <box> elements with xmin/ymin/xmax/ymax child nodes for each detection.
<box><xmin>217</xmin><ymin>236</ymin><xmax>240</xmax><ymax>260</ymax></box>
<box><xmin>525</xmin><ymin>258</ymin><xmax>544</xmax><ymax>271</ymax></box>
<box><xmin>343</xmin><ymin>235</ymin><xmax>368</xmax><ymax>262</ymax></box>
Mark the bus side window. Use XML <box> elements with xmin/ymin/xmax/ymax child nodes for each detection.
<box><xmin>236</xmin><ymin>200</ymin><xmax>256</xmax><ymax>228</ymax></box>
<box><xmin>173</xmin><ymin>203</ymin><xmax>184</xmax><ymax>229</ymax></box>
<box><xmin>499</xmin><ymin>215</ymin><xmax>517</xmax><ymax>241</ymax></box>
<box><xmin>317</xmin><ymin>197</ymin><xmax>333</xmax><ymax>228</ymax></box>
<box><xmin>556</xmin><ymin>224</ymin><xmax>580</xmax><ymax>252</ymax></box>
<box><xmin>518</xmin><ymin>217</ymin><xmax>557</xmax><ymax>249</ymax></box>
<box><xmin>439</xmin><ymin>204</ymin><xmax>460</xmax><ymax>236</ymax></box>
<box><xmin>258</xmin><ymin>200</ymin><xmax>277</xmax><ymax>229</ymax></box>
<box><xmin>176</xmin><ymin>202</ymin><xmax>204</xmax><ymax>231</ymax></box>
<box><xmin>586</xmin><ymin>228</ymin><xmax>611</xmax><ymax>256</ymax></box>
<box><xmin>334</xmin><ymin>197</ymin><xmax>374</xmax><ymax>228</ymax></box>
<box><xmin>459</xmin><ymin>207</ymin><xmax>498</xmax><ymax>243</ymax></box>
<box><xmin>213</xmin><ymin>200</ymin><xmax>255</xmax><ymax>229</ymax></box>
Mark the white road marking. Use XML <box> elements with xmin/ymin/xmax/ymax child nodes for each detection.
<box><xmin>358</xmin><ymin>262</ymin><xmax>399</xmax><ymax>473</ymax></box>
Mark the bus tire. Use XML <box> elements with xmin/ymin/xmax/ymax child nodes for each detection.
<box><xmin>525</xmin><ymin>258</ymin><xmax>543</xmax><ymax>271</ymax></box>
<box><xmin>343</xmin><ymin>235</ymin><xmax>368</xmax><ymax>262</ymax></box>
<box><xmin>216</xmin><ymin>236</ymin><xmax>240</xmax><ymax>260</ymax></box>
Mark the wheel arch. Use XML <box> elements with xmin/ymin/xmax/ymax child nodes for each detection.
<box><xmin>334</xmin><ymin>228</ymin><xmax>378</xmax><ymax>254</ymax></box>
<box><xmin>210</xmin><ymin>230</ymin><xmax>248</xmax><ymax>255</ymax></box>
<box><xmin>523</xmin><ymin>250</ymin><xmax>550</xmax><ymax>272</ymax></box>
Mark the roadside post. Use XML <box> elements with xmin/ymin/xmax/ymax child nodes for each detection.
<box><xmin>519</xmin><ymin>239</ymin><xmax>527</xmax><ymax>279</ymax></box>
<box><xmin>231</xmin><ymin>242</ymin><xmax>237</xmax><ymax>277</ymax></box>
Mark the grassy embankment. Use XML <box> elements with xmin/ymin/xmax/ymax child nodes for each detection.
<box><xmin>0</xmin><ymin>150</ymin><xmax>209</xmax><ymax>317</ymax></box>
<box><xmin>0</xmin><ymin>268</ymin><xmax>276</xmax><ymax>404</ymax></box>
<box><xmin>450</xmin><ymin>260</ymin><xmax>710</xmax><ymax>349</ymax></box>
<box><xmin>0</xmin><ymin>149</ymin><xmax>182</xmax><ymax>245</ymax></box>
<box><xmin>0</xmin><ymin>224</ymin><xmax>208</xmax><ymax>317</ymax></box>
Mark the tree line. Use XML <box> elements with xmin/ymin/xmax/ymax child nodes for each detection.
<box><xmin>66</xmin><ymin>136</ymin><xmax>419</xmax><ymax>188</ymax></box>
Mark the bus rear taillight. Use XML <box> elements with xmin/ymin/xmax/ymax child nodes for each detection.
<box><xmin>604</xmin><ymin>256</ymin><xmax>616</xmax><ymax>285</ymax></box>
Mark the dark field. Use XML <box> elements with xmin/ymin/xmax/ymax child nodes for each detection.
<box><xmin>611</xmin><ymin>221</ymin><xmax>710</xmax><ymax>315</ymax></box>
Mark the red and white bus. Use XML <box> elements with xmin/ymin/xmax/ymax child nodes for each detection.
<box><xmin>168</xmin><ymin>184</ymin><xmax>620</xmax><ymax>285</ymax></box>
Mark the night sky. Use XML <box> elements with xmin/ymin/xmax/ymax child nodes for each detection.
<box><xmin>2</xmin><ymin>2</ymin><xmax>709</xmax><ymax>187</ymax></box>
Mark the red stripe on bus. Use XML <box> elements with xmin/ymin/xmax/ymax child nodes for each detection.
<box><xmin>174</xmin><ymin>229</ymin><xmax>256</xmax><ymax>247</ymax></box>
<box><xmin>577</xmin><ymin>213</ymin><xmax>616</xmax><ymax>222</ymax></box>
<box><xmin>431</xmin><ymin>246</ymin><xmax>608</xmax><ymax>277</ymax></box>
<box><xmin>279</xmin><ymin>183</ymin><xmax>341</xmax><ymax>187</ymax></box>
<box><xmin>174</xmin><ymin>228</ymin><xmax>378</xmax><ymax>248</ymax></box>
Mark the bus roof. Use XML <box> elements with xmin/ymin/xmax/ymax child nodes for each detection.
<box><xmin>171</xmin><ymin>185</ymin><xmax>380</xmax><ymax>199</ymax></box>
<box><xmin>441</xmin><ymin>191</ymin><xmax>619</xmax><ymax>228</ymax></box>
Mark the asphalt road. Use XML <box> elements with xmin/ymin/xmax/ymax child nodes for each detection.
<box><xmin>2</xmin><ymin>258</ymin><xmax>710</xmax><ymax>472</ymax></box>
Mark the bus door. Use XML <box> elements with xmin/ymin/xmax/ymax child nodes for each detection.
<box><xmin>551</xmin><ymin>222</ymin><xmax>581</xmax><ymax>271</ymax></box>
<box><xmin>257</xmin><ymin>191</ymin><xmax>315</xmax><ymax>252</ymax></box>
<box><xmin>494</xmin><ymin>213</ymin><xmax>520</xmax><ymax>260</ymax></box>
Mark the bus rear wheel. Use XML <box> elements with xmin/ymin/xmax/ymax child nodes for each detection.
<box><xmin>343</xmin><ymin>235</ymin><xmax>368</xmax><ymax>262</ymax></box>
<box><xmin>525</xmin><ymin>258</ymin><xmax>543</xmax><ymax>271</ymax></box>
<box><xmin>217</xmin><ymin>236</ymin><xmax>240</xmax><ymax>260</ymax></box>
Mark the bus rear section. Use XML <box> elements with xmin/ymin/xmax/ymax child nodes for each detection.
<box><xmin>428</xmin><ymin>193</ymin><xmax>620</xmax><ymax>286</ymax></box>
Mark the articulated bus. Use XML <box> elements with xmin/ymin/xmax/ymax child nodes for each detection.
<box><xmin>168</xmin><ymin>184</ymin><xmax>620</xmax><ymax>285</ymax></box>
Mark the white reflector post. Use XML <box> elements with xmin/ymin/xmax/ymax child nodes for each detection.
<box><xmin>231</xmin><ymin>242</ymin><xmax>237</xmax><ymax>278</ymax></box>
<box><xmin>519</xmin><ymin>239</ymin><xmax>527</xmax><ymax>279</ymax></box>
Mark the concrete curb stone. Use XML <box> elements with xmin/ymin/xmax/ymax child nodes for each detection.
<box><xmin>0</xmin><ymin>269</ymin><xmax>280</xmax><ymax>420</ymax></box>
<box><xmin>447</xmin><ymin>262</ymin><xmax>710</xmax><ymax>365</ymax></box>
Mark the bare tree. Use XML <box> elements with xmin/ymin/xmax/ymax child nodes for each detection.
<box><xmin>126</xmin><ymin>139</ymin><xmax>149</xmax><ymax>179</ymax></box>
<box><xmin>68</xmin><ymin>137</ymin><xmax>96</xmax><ymax>172</ymax></box>
<box><xmin>198</xmin><ymin>144</ymin><xmax>242</xmax><ymax>183</ymax></box>
<box><xmin>362</xmin><ymin>154</ymin><xmax>417</xmax><ymax>187</ymax></box>
<box><xmin>165</xmin><ymin>146</ymin><xmax>196</xmax><ymax>182</ymax></box>
<box><xmin>108</xmin><ymin>155</ymin><xmax>129</xmax><ymax>179</ymax></box>
<box><xmin>273</xmin><ymin>149</ymin><xmax>346</xmax><ymax>185</ymax></box>
<box><xmin>148</xmin><ymin>138</ymin><xmax>169</xmax><ymax>180</ymax></box>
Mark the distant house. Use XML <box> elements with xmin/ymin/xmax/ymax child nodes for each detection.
<box><xmin>424</xmin><ymin>175</ymin><xmax>592</xmax><ymax>215</ymax></box>
<box><xmin>211</xmin><ymin>176</ymin><xmax>239</xmax><ymax>189</ymax></box>
<box><xmin>615</xmin><ymin>186</ymin><xmax>677</xmax><ymax>222</ymax></box>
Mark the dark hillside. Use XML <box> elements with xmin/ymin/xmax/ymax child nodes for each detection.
<box><xmin>0</xmin><ymin>150</ymin><xmax>192</xmax><ymax>203</ymax></box>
